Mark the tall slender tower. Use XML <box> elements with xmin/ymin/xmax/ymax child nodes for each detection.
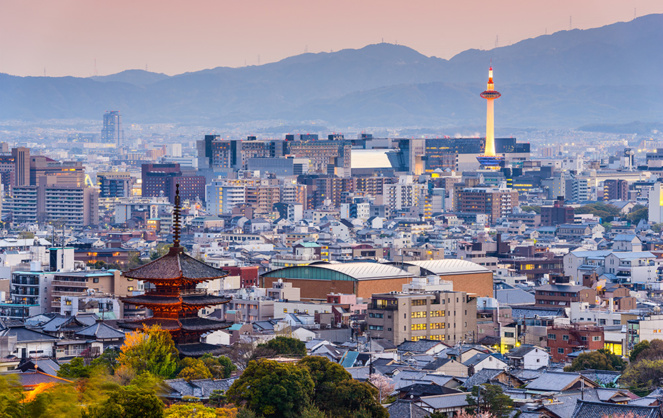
<box><xmin>477</xmin><ymin>66</ymin><xmax>504</xmax><ymax>168</ymax></box>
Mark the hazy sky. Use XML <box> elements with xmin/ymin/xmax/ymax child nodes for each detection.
<box><xmin>2</xmin><ymin>0</ymin><xmax>662</xmax><ymax>77</ymax></box>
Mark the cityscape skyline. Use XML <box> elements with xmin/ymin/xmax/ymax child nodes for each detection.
<box><xmin>1</xmin><ymin>0</ymin><xmax>662</xmax><ymax>77</ymax></box>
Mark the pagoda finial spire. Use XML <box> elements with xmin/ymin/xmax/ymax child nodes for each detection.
<box><xmin>172</xmin><ymin>183</ymin><xmax>181</xmax><ymax>248</ymax></box>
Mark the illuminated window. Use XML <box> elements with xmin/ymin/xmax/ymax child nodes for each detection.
<box><xmin>411</xmin><ymin>324</ymin><xmax>427</xmax><ymax>331</ymax></box>
<box><xmin>128</xmin><ymin>286</ymin><xmax>134</xmax><ymax>292</ymax></box>
<box><xmin>431</xmin><ymin>310</ymin><xmax>445</xmax><ymax>317</ymax></box>
<box><xmin>411</xmin><ymin>311</ymin><xmax>427</xmax><ymax>318</ymax></box>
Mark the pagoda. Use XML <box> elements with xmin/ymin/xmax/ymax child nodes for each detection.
<box><xmin>120</xmin><ymin>185</ymin><xmax>232</xmax><ymax>357</ymax></box>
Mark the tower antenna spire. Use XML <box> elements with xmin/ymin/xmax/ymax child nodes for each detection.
<box><xmin>172</xmin><ymin>184</ymin><xmax>181</xmax><ymax>249</ymax></box>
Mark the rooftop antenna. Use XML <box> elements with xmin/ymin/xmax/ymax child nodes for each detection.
<box><xmin>172</xmin><ymin>183</ymin><xmax>181</xmax><ymax>249</ymax></box>
<box><xmin>495</xmin><ymin>35</ymin><xmax>499</xmax><ymax>48</ymax></box>
<box><xmin>569</xmin><ymin>16</ymin><xmax>573</xmax><ymax>30</ymax></box>
<box><xmin>634</xmin><ymin>8</ymin><xmax>637</xmax><ymax>20</ymax></box>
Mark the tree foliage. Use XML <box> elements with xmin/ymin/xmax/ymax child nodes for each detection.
<box><xmin>177</xmin><ymin>357</ymin><xmax>213</xmax><ymax>381</ymax></box>
<box><xmin>58</xmin><ymin>357</ymin><xmax>95</xmax><ymax>379</ymax></box>
<box><xmin>520</xmin><ymin>205</ymin><xmax>541</xmax><ymax>214</ymax></box>
<box><xmin>575</xmin><ymin>203</ymin><xmax>621</xmax><ymax>220</ymax></box>
<box><xmin>83</xmin><ymin>385</ymin><xmax>164</xmax><ymax>418</ymax></box>
<box><xmin>627</xmin><ymin>204</ymin><xmax>648</xmax><ymax>224</ymax></box>
<box><xmin>117</xmin><ymin>325</ymin><xmax>179</xmax><ymax>380</ymax></box>
<box><xmin>620</xmin><ymin>358</ymin><xmax>663</xmax><ymax>397</ymax></box>
<box><xmin>0</xmin><ymin>374</ymin><xmax>24</xmax><ymax>417</ymax></box>
<box><xmin>254</xmin><ymin>336</ymin><xmax>306</xmax><ymax>359</ymax></box>
<box><xmin>226</xmin><ymin>359</ymin><xmax>314</xmax><ymax>417</ymax></box>
<box><xmin>298</xmin><ymin>356</ymin><xmax>352</xmax><ymax>410</ymax></box>
<box><xmin>164</xmin><ymin>403</ymin><xmax>218</xmax><ymax>418</ymax></box>
<box><xmin>564</xmin><ymin>349</ymin><xmax>626</xmax><ymax>372</ymax></box>
<box><xmin>200</xmin><ymin>354</ymin><xmax>237</xmax><ymax>379</ymax></box>
<box><xmin>466</xmin><ymin>384</ymin><xmax>513</xmax><ymax>418</ymax></box>
<box><xmin>629</xmin><ymin>339</ymin><xmax>663</xmax><ymax>363</ymax></box>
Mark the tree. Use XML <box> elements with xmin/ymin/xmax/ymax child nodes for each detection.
<box><xmin>177</xmin><ymin>357</ymin><xmax>213</xmax><ymax>381</ymax></box>
<box><xmin>298</xmin><ymin>356</ymin><xmax>352</xmax><ymax>410</ymax></box>
<box><xmin>466</xmin><ymin>384</ymin><xmax>513</xmax><ymax>418</ymax></box>
<box><xmin>620</xmin><ymin>358</ymin><xmax>663</xmax><ymax>396</ymax></box>
<box><xmin>58</xmin><ymin>357</ymin><xmax>95</xmax><ymax>379</ymax></box>
<box><xmin>117</xmin><ymin>324</ymin><xmax>179</xmax><ymax>380</ymax></box>
<box><xmin>520</xmin><ymin>205</ymin><xmax>541</xmax><ymax>214</ymax></box>
<box><xmin>629</xmin><ymin>339</ymin><xmax>663</xmax><ymax>363</ymax></box>
<box><xmin>368</xmin><ymin>374</ymin><xmax>396</xmax><ymax>403</ymax></box>
<box><xmin>255</xmin><ymin>336</ymin><xmax>306</xmax><ymax>359</ymax></box>
<box><xmin>564</xmin><ymin>349</ymin><xmax>626</xmax><ymax>372</ymax></box>
<box><xmin>226</xmin><ymin>359</ymin><xmax>314</xmax><ymax>417</ymax></box>
<box><xmin>84</xmin><ymin>386</ymin><xmax>164</xmax><ymax>418</ymax></box>
<box><xmin>229</xmin><ymin>341</ymin><xmax>258</xmax><ymax>371</ymax></box>
<box><xmin>627</xmin><ymin>205</ymin><xmax>648</xmax><ymax>224</ymax></box>
<box><xmin>18</xmin><ymin>231</ymin><xmax>35</xmax><ymax>239</ymax></box>
<box><xmin>575</xmin><ymin>203</ymin><xmax>621</xmax><ymax>220</ymax></box>
<box><xmin>164</xmin><ymin>403</ymin><xmax>218</xmax><ymax>418</ymax></box>
<box><xmin>326</xmin><ymin>379</ymin><xmax>388</xmax><ymax>418</ymax></box>
<box><xmin>200</xmin><ymin>354</ymin><xmax>236</xmax><ymax>379</ymax></box>
<box><xmin>91</xmin><ymin>347</ymin><xmax>120</xmax><ymax>375</ymax></box>
<box><xmin>150</xmin><ymin>243</ymin><xmax>173</xmax><ymax>260</ymax></box>
<box><xmin>0</xmin><ymin>374</ymin><xmax>24</xmax><ymax>417</ymax></box>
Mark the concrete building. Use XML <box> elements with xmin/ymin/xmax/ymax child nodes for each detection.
<box><xmin>366</xmin><ymin>290</ymin><xmax>477</xmax><ymax>345</ymax></box>
<box><xmin>458</xmin><ymin>185</ymin><xmax>518</xmax><ymax>224</ymax></box>
<box><xmin>206</xmin><ymin>180</ymin><xmax>246</xmax><ymax>215</ymax></box>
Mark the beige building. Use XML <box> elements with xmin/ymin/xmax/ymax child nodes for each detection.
<box><xmin>50</xmin><ymin>269</ymin><xmax>134</xmax><ymax>314</ymax></box>
<box><xmin>367</xmin><ymin>290</ymin><xmax>477</xmax><ymax>345</ymax></box>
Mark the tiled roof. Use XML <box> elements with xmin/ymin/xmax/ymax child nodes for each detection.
<box><xmin>386</xmin><ymin>400</ymin><xmax>430</xmax><ymax>418</ymax></box>
<box><xmin>164</xmin><ymin>377</ymin><xmax>236</xmax><ymax>399</ymax></box>
<box><xmin>75</xmin><ymin>322</ymin><xmax>125</xmax><ymax>340</ymax></box>
<box><xmin>571</xmin><ymin>400</ymin><xmax>660</xmax><ymax>418</ymax></box>
<box><xmin>124</xmin><ymin>248</ymin><xmax>228</xmax><ymax>281</ymax></box>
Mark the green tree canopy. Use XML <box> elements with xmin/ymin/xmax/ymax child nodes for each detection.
<box><xmin>58</xmin><ymin>357</ymin><xmax>95</xmax><ymax>379</ymax></box>
<box><xmin>117</xmin><ymin>324</ymin><xmax>179</xmax><ymax>380</ymax></box>
<box><xmin>520</xmin><ymin>205</ymin><xmax>541</xmax><ymax>214</ymax></box>
<box><xmin>324</xmin><ymin>379</ymin><xmax>388</xmax><ymax>418</ymax></box>
<box><xmin>298</xmin><ymin>356</ymin><xmax>352</xmax><ymax>411</ymax></box>
<box><xmin>575</xmin><ymin>202</ymin><xmax>621</xmax><ymax>220</ymax></box>
<box><xmin>466</xmin><ymin>384</ymin><xmax>514</xmax><ymax>418</ymax></box>
<box><xmin>164</xmin><ymin>403</ymin><xmax>218</xmax><ymax>418</ymax></box>
<box><xmin>226</xmin><ymin>359</ymin><xmax>314</xmax><ymax>417</ymax></box>
<box><xmin>630</xmin><ymin>339</ymin><xmax>663</xmax><ymax>363</ymax></box>
<box><xmin>564</xmin><ymin>349</ymin><xmax>626</xmax><ymax>372</ymax></box>
<box><xmin>620</xmin><ymin>358</ymin><xmax>663</xmax><ymax>397</ymax></box>
<box><xmin>200</xmin><ymin>354</ymin><xmax>236</xmax><ymax>379</ymax></box>
<box><xmin>84</xmin><ymin>386</ymin><xmax>164</xmax><ymax>418</ymax></box>
<box><xmin>177</xmin><ymin>357</ymin><xmax>213</xmax><ymax>381</ymax></box>
<box><xmin>255</xmin><ymin>336</ymin><xmax>306</xmax><ymax>359</ymax></box>
<box><xmin>627</xmin><ymin>204</ymin><xmax>648</xmax><ymax>224</ymax></box>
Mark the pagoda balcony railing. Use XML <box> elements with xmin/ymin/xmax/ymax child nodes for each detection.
<box><xmin>146</xmin><ymin>288</ymin><xmax>207</xmax><ymax>297</ymax></box>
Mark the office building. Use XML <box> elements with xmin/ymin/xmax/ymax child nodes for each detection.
<box><xmin>541</xmin><ymin>198</ymin><xmax>575</xmax><ymax>226</ymax></box>
<box><xmin>366</xmin><ymin>290</ymin><xmax>477</xmax><ymax>345</ymax></box>
<box><xmin>12</xmin><ymin>147</ymin><xmax>30</xmax><ymax>187</ymax></box>
<box><xmin>97</xmin><ymin>172</ymin><xmax>134</xmax><ymax>198</ymax></box>
<box><xmin>101</xmin><ymin>111</ymin><xmax>123</xmax><ymax>147</ymax></box>
<box><xmin>141</xmin><ymin>163</ymin><xmax>205</xmax><ymax>204</ymax></box>
<box><xmin>206</xmin><ymin>180</ymin><xmax>247</xmax><ymax>215</ymax></box>
<box><xmin>458</xmin><ymin>186</ymin><xmax>519</xmax><ymax>224</ymax></box>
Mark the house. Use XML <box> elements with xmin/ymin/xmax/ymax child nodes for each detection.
<box><xmin>463</xmin><ymin>352</ymin><xmax>508</xmax><ymax>375</ymax></box>
<box><xmin>397</xmin><ymin>340</ymin><xmax>448</xmax><ymax>356</ymax></box>
<box><xmin>462</xmin><ymin>368</ymin><xmax>524</xmax><ymax>390</ymax></box>
<box><xmin>163</xmin><ymin>378</ymin><xmax>236</xmax><ymax>401</ymax></box>
<box><xmin>386</xmin><ymin>400</ymin><xmax>430</xmax><ymax>418</ymax></box>
<box><xmin>525</xmin><ymin>371</ymin><xmax>599</xmax><ymax>393</ymax></box>
<box><xmin>507</xmin><ymin>345</ymin><xmax>549</xmax><ymax>370</ymax></box>
<box><xmin>421</xmin><ymin>358</ymin><xmax>469</xmax><ymax>377</ymax></box>
<box><xmin>415</xmin><ymin>393</ymin><xmax>471</xmax><ymax>416</ymax></box>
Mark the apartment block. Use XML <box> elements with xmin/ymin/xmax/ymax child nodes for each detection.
<box><xmin>366</xmin><ymin>291</ymin><xmax>477</xmax><ymax>345</ymax></box>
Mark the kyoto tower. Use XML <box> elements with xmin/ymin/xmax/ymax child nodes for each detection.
<box><xmin>476</xmin><ymin>66</ymin><xmax>504</xmax><ymax>169</ymax></box>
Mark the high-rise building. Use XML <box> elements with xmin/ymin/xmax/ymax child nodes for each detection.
<box><xmin>206</xmin><ymin>180</ymin><xmax>247</xmax><ymax>215</ymax></box>
<box><xmin>12</xmin><ymin>147</ymin><xmax>30</xmax><ymax>187</ymax></box>
<box><xmin>458</xmin><ymin>185</ymin><xmax>519</xmax><ymax>224</ymax></box>
<box><xmin>604</xmin><ymin>179</ymin><xmax>629</xmax><ymax>201</ymax></box>
<box><xmin>97</xmin><ymin>172</ymin><xmax>134</xmax><ymax>198</ymax></box>
<box><xmin>141</xmin><ymin>163</ymin><xmax>205</xmax><ymax>204</ymax></box>
<box><xmin>101</xmin><ymin>111</ymin><xmax>123</xmax><ymax>147</ymax></box>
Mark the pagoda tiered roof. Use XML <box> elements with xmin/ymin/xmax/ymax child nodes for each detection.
<box><xmin>121</xmin><ymin>317</ymin><xmax>230</xmax><ymax>332</ymax></box>
<box><xmin>122</xmin><ymin>293</ymin><xmax>231</xmax><ymax>307</ymax></box>
<box><xmin>124</xmin><ymin>247</ymin><xmax>227</xmax><ymax>282</ymax></box>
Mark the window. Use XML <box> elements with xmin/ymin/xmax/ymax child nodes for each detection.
<box><xmin>548</xmin><ymin>334</ymin><xmax>556</xmax><ymax>340</ymax></box>
<box><xmin>411</xmin><ymin>311</ymin><xmax>427</xmax><ymax>318</ymax></box>
<box><xmin>127</xmin><ymin>286</ymin><xmax>134</xmax><ymax>292</ymax></box>
<box><xmin>368</xmin><ymin>325</ymin><xmax>383</xmax><ymax>331</ymax></box>
<box><xmin>431</xmin><ymin>310</ymin><xmax>445</xmax><ymax>317</ymax></box>
<box><xmin>431</xmin><ymin>323</ymin><xmax>445</xmax><ymax>330</ymax></box>
<box><xmin>411</xmin><ymin>299</ymin><xmax>427</xmax><ymax>306</ymax></box>
<box><xmin>369</xmin><ymin>313</ymin><xmax>383</xmax><ymax>319</ymax></box>
<box><xmin>504</xmin><ymin>332</ymin><xmax>514</xmax><ymax>338</ymax></box>
<box><xmin>93</xmin><ymin>278</ymin><xmax>99</xmax><ymax>283</ymax></box>
<box><xmin>563</xmin><ymin>335</ymin><xmax>569</xmax><ymax>341</ymax></box>
<box><xmin>558</xmin><ymin>348</ymin><xmax>565</xmax><ymax>354</ymax></box>
<box><xmin>592</xmin><ymin>336</ymin><xmax>601</xmax><ymax>341</ymax></box>
<box><xmin>581</xmin><ymin>336</ymin><xmax>588</xmax><ymax>342</ymax></box>
<box><xmin>411</xmin><ymin>324</ymin><xmax>427</xmax><ymax>331</ymax></box>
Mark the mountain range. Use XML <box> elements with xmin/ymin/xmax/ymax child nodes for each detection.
<box><xmin>1</xmin><ymin>14</ymin><xmax>662</xmax><ymax>130</ymax></box>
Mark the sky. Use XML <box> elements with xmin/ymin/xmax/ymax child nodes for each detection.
<box><xmin>1</xmin><ymin>0</ymin><xmax>662</xmax><ymax>77</ymax></box>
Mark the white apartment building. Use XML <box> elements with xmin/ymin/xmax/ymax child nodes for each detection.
<box><xmin>206</xmin><ymin>180</ymin><xmax>246</xmax><ymax>215</ymax></box>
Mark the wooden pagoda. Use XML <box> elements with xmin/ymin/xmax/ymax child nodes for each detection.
<box><xmin>119</xmin><ymin>185</ymin><xmax>232</xmax><ymax>357</ymax></box>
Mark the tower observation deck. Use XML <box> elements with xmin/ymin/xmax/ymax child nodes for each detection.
<box><xmin>477</xmin><ymin>66</ymin><xmax>504</xmax><ymax>169</ymax></box>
